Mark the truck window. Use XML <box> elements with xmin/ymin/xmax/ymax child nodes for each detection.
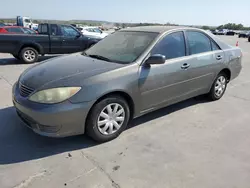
<box><xmin>61</xmin><ymin>25</ymin><xmax>79</xmax><ymax>37</ymax></box>
<box><xmin>38</xmin><ymin>24</ymin><xmax>48</xmax><ymax>34</ymax></box>
<box><xmin>50</xmin><ymin>24</ymin><xmax>59</xmax><ymax>36</ymax></box>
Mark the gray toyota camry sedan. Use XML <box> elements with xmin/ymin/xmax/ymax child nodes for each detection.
<box><xmin>13</xmin><ymin>26</ymin><xmax>242</xmax><ymax>142</ymax></box>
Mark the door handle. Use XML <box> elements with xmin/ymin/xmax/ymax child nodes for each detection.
<box><xmin>216</xmin><ymin>55</ymin><xmax>223</xmax><ymax>60</ymax></box>
<box><xmin>181</xmin><ymin>63</ymin><xmax>190</xmax><ymax>69</ymax></box>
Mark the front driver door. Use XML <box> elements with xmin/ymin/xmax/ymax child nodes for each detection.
<box><xmin>60</xmin><ymin>25</ymin><xmax>83</xmax><ymax>53</ymax></box>
<box><xmin>139</xmin><ymin>31</ymin><xmax>191</xmax><ymax>111</ymax></box>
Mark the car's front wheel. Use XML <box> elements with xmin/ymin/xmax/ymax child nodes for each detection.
<box><xmin>209</xmin><ymin>73</ymin><xmax>228</xmax><ymax>101</ymax></box>
<box><xmin>86</xmin><ymin>95</ymin><xmax>130</xmax><ymax>142</ymax></box>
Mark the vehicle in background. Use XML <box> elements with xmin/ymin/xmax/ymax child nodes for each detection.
<box><xmin>226</xmin><ymin>30</ymin><xmax>235</xmax><ymax>36</ymax></box>
<box><xmin>16</xmin><ymin>16</ymin><xmax>39</xmax><ymax>30</ymax></box>
<box><xmin>0</xmin><ymin>26</ymin><xmax>37</xmax><ymax>34</ymax></box>
<box><xmin>238</xmin><ymin>31</ymin><xmax>250</xmax><ymax>38</ymax></box>
<box><xmin>77</xmin><ymin>26</ymin><xmax>109</xmax><ymax>38</ymax></box>
<box><xmin>0</xmin><ymin>23</ymin><xmax>5</xmax><ymax>27</ymax></box>
<box><xmin>216</xmin><ymin>29</ymin><xmax>228</xmax><ymax>35</ymax></box>
<box><xmin>210</xmin><ymin>29</ymin><xmax>217</xmax><ymax>35</ymax></box>
<box><xmin>0</xmin><ymin>23</ymin><xmax>101</xmax><ymax>63</ymax></box>
<box><xmin>12</xmin><ymin>26</ymin><xmax>242</xmax><ymax>142</ymax></box>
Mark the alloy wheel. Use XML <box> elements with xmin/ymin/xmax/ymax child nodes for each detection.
<box><xmin>24</xmin><ymin>50</ymin><xmax>36</xmax><ymax>62</ymax></box>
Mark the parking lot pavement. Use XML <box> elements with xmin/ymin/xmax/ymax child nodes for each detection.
<box><xmin>0</xmin><ymin>36</ymin><xmax>250</xmax><ymax>188</ymax></box>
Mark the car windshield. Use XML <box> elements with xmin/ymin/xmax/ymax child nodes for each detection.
<box><xmin>84</xmin><ymin>31</ymin><xmax>158</xmax><ymax>64</ymax></box>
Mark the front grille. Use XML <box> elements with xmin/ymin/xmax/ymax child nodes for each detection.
<box><xmin>19</xmin><ymin>82</ymin><xmax>34</xmax><ymax>97</ymax></box>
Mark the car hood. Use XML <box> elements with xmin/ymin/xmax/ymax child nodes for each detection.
<box><xmin>19</xmin><ymin>53</ymin><xmax>124</xmax><ymax>90</ymax></box>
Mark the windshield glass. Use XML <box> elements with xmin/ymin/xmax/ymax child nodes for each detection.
<box><xmin>24</xmin><ymin>19</ymin><xmax>31</xmax><ymax>23</ymax></box>
<box><xmin>84</xmin><ymin>31</ymin><xmax>158</xmax><ymax>64</ymax></box>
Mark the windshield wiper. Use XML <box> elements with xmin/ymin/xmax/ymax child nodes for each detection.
<box><xmin>88</xmin><ymin>54</ymin><xmax>113</xmax><ymax>62</ymax></box>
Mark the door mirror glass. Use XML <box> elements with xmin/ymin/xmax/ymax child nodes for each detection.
<box><xmin>145</xmin><ymin>54</ymin><xmax>166</xmax><ymax>65</ymax></box>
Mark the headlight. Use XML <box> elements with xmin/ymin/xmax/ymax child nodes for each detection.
<box><xmin>29</xmin><ymin>87</ymin><xmax>81</xmax><ymax>104</ymax></box>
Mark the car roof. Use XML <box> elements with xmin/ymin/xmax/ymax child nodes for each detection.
<box><xmin>120</xmin><ymin>26</ymin><xmax>192</xmax><ymax>33</ymax></box>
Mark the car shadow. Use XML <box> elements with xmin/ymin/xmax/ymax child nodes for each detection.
<box><xmin>0</xmin><ymin>55</ymin><xmax>60</xmax><ymax>66</ymax></box>
<box><xmin>0</xmin><ymin>96</ymin><xmax>210</xmax><ymax>165</ymax></box>
<box><xmin>128</xmin><ymin>95</ymin><xmax>210</xmax><ymax>129</ymax></box>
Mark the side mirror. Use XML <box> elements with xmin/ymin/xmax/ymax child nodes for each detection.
<box><xmin>145</xmin><ymin>54</ymin><xmax>166</xmax><ymax>65</ymax></box>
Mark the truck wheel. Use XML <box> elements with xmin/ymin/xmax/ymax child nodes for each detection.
<box><xmin>20</xmin><ymin>47</ymin><xmax>39</xmax><ymax>64</ymax></box>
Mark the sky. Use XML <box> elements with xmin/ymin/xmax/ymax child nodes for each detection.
<box><xmin>1</xmin><ymin>0</ymin><xmax>250</xmax><ymax>26</ymax></box>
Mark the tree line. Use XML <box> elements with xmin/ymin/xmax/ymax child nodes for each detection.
<box><xmin>202</xmin><ymin>23</ymin><xmax>250</xmax><ymax>30</ymax></box>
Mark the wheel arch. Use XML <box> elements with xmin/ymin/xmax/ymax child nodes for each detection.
<box><xmin>18</xmin><ymin>43</ymin><xmax>44</xmax><ymax>55</ymax></box>
<box><xmin>219</xmin><ymin>68</ymin><xmax>231</xmax><ymax>82</ymax></box>
<box><xmin>86</xmin><ymin>90</ymin><xmax>135</xmax><ymax>128</ymax></box>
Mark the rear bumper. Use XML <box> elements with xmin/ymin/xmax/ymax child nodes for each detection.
<box><xmin>12</xmin><ymin>83</ymin><xmax>94</xmax><ymax>137</ymax></box>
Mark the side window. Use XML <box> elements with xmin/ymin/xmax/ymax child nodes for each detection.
<box><xmin>211</xmin><ymin>40</ymin><xmax>220</xmax><ymax>51</ymax></box>
<box><xmin>86</xmin><ymin>28</ymin><xmax>94</xmax><ymax>32</ymax></box>
<box><xmin>50</xmin><ymin>24</ymin><xmax>59</xmax><ymax>36</ymax></box>
<box><xmin>38</xmin><ymin>25</ymin><xmax>48</xmax><ymax>34</ymax></box>
<box><xmin>151</xmin><ymin>31</ymin><xmax>186</xmax><ymax>60</ymax></box>
<box><xmin>61</xmin><ymin>25</ymin><xmax>79</xmax><ymax>37</ymax></box>
<box><xmin>93</xmin><ymin>28</ymin><xmax>102</xmax><ymax>33</ymax></box>
<box><xmin>186</xmin><ymin>31</ymin><xmax>211</xmax><ymax>55</ymax></box>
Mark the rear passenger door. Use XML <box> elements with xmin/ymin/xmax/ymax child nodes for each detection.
<box><xmin>184</xmin><ymin>31</ymin><xmax>224</xmax><ymax>94</ymax></box>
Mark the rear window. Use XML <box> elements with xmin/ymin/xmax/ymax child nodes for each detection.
<box><xmin>38</xmin><ymin>24</ymin><xmax>48</xmax><ymax>34</ymax></box>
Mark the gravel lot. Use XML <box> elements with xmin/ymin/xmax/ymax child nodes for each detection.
<box><xmin>0</xmin><ymin>35</ymin><xmax>250</xmax><ymax>188</ymax></box>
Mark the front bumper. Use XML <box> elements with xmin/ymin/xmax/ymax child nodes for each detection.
<box><xmin>12</xmin><ymin>83</ymin><xmax>94</xmax><ymax>137</ymax></box>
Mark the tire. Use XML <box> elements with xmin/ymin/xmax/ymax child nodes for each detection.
<box><xmin>208</xmin><ymin>73</ymin><xmax>228</xmax><ymax>101</ymax></box>
<box><xmin>20</xmin><ymin>47</ymin><xmax>39</xmax><ymax>64</ymax></box>
<box><xmin>86</xmin><ymin>95</ymin><xmax>130</xmax><ymax>142</ymax></box>
<box><xmin>12</xmin><ymin>54</ymin><xmax>20</xmax><ymax>60</ymax></box>
<box><xmin>248</xmin><ymin>37</ymin><xmax>250</xmax><ymax>42</ymax></box>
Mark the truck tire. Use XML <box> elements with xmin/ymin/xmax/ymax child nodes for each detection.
<box><xmin>20</xmin><ymin>47</ymin><xmax>39</xmax><ymax>64</ymax></box>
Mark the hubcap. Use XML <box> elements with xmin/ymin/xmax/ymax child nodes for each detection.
<box><xmin>24</xmin><ymin>50</ymin><xmax>36</xmax><ymax>62</ymax></box>
<box><xmin>215</xmin><ymin>76</ymin><xmax>226</xmax><ymax>97</ymax></box>
<box><xmin>97</xmin><ymin>103</ymin><xmax>125</xmax><ymax>135</ymax></box>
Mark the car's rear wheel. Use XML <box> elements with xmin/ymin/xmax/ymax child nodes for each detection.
<box><xmin>20</xmin><ymin>47</ymin><xmax>39</xmax><ymax>64</ymax></box>
<box><xmin>209</xmin><ymin>73</ymin><xmax>228</xmax><ymax>101</ymax></box>
<box><xmin>86</xmin><ymin>95</ymin><xmax>130</xmax><ymax>142</ymax></box>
